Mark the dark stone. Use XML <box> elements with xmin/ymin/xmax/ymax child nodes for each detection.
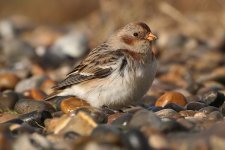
<box><xmin>111</xmin><ymin>113</ymin><xmax>133</xmax><ymax>126</ymax></box>
<box><xmin>160</xmin><ymin>119</ymin><xmax>188</xmax><ymax>133</ymax></box>
<box><xmin>201</xmin><ymin>90</ymin><xmax>225</xmax><ymax>107</ymax></box>
<box><xmin>147</xmin><ymin>106</ymin><xmax>163</xmax><ymax>112</ymax></box>
<box><xmin>164</xmin><ymin>103</ymin><xmax>184</xmax><ymax>112</ymax></box>
<box><xmin>18</xmin><ymin>111</ymin><xmax>52</xmax><ymax>127</ymax></box>
<box><xmin>129</xmin><ymin>109</ymin><xmax>162</xmax><ymax>130</ymax></box>
<box><xmin>186</xmin><ymin>102</ymin><xmax>206</xmax><ymax>111</ymax></box>
<box><xmin>74</xmin><ymin>106</ymin><xmax>107</xmax><ymax>124</ymax></box>
<box><xmin>123</xmin><ymin>128</ymin><xmax>152</xmax><ymax>150</ymax></box>
<box><xmin>64</xmin><ymin>131</ymin><xmax>80</xmax><ymax>140</ymax></box>
<box><xmin>14</xmin><ymin>99</ymin><xmax>55</xmax><ymax>114</ymax></box>
<box><xmin>91</xmin><ymin>124</ymin><xmax>121</xmax><ymax>137</ymax></box>
<box><xmin>0</xmin><ymin>90</ymin><xmax>19</xmax><ymax>111</ymax></box>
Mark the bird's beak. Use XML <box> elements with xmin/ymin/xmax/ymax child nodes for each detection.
<box><xmin>146</xmin><ymin>32</ymin><xmax>157</xmax><ymax>41</ymax></box>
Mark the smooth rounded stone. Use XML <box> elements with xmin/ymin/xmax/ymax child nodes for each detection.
<box><xmin>194</xmin><ymin>112</ymin><xmax>207</xmax><ymax>119</ymax></box>
<box><xmin>0</xmin><ymin>90</ymin><xmax>19</xmax><ymax>111</ymax></box>
<box><xmin>15</xmin><ymin>76</ymin><xmax>48</xmax><ymax>93</ymax></box>
<box><xmin>48</xmin><ymin>112</ymin><xmax>97</xmax><ymax>136</ymax></box>
<box><xmin>1</xmin><ymin>38</ymin><xmax>35</xmax><ymax>64</ymax></box>
<box><xmin>207</xmin><ymin>111</ymin><xmax>223</xmax><ymax>121</ymax></box>
<box><xmin>107</xmin><ymin>113</ymin><xmax>124</xmax><ymax>124</ymax></box>
<box><xmin>199</xmin><ymin>106</ymin><xmax>220</xmax><ymax>114</ymax></box>
<box><xmin>179</xmin><ymin>110</ymin><xmax>196</xmax><ymax>117</ymax></box>
<box><xmin>155</xmin><ymin>109</ymin><xmax>181</xmax><ymax>119</ymax></box>
<box><xmin>64</xmin><ymin>131</ymin><xmax>80</xmax><ymax>140</ymax></box>
<box><xmin>51</xmin><ymin>31</ymin><xmax>89</xmax><ymax>58</ymax></box>
<box><xmin>13</xmin><ymin>133</ymin><xmax>53</xmax><ymax>150</ymax></box>
<box><xmin>123</xmin><ymin>128</ymin><xmax>151</xmax><ymax>150</ymax></box>
<box><xmin>0</xmin><ymin>72</ymin><xmax>20</xmax><ymax>90</ymax></box>
<box><xmin>186</xmin><ymin>102</ymin><xmax>206</xmax><ymax>111</ymax></box>
<box><xmin>73</xmin><ymin>136</ymin><xmax>122</xmax><ymax>150</ymax></box>
<box><xmin>201</xmin><ymin>90</ymin><xmax>225</xmax><ymax>107</ymax></box>
<box><xmin>111</xmin><ymin>113</ymin><xmax>133</xmax><ymax>126</ymax></box>
<box><xmin>0</xmin><ymin>19</ymin><xmax>15</xmax><ymax>39</ymax></box>
<box><xmin>155</xmin><ymin>91</ymin><xmax>187</xmax><ymax>107</ymax></box>
<box><xmin>148</xmin><ymin>134</ymin><xmax>169</xmax><ymax>149</ymax></box>
<box><xmin>60</xmin><ymin>97</ymin><xmax>90</xmax><ymax>113</ymax></box>
<box><xmin>18</xmin><ymin>110</ymin><xmax>52</xmax><ymax>127</ymax></box>
<box><xmin>23</xmin><ymin>88</ymin><xmax>47</xmax><ymax>100</ymax></box>
<box><xmin>160</xmin><ymin>119</ymin><xmax>188</xmax><ymax>133</ymax></box>
<box><xmin>91</xmin><ymin>124</ymin><xmax>121</xmax><ymax>137</ymax></box>
<box><xmin>128</xmin><ymin>109</ymin><xmax>162</xmax><ymax>130</ymax></box>
<box><xmin>14</xmin><ymin>99</ymin><xmax>55</xmax><ymax>114</ymax></box>
<box><xmin>163</xmin><ymin>103</ymin><xmax>184</xmax><ymax>112</ymax></box>
<box><xmin>176</xmin><ymin>118</ymin><xmax>195</xmax><ymax>129</ymax></box>
<box><xmin>74</xmin><ymin>106</ymin><xmax>107</xmax><ymax>124</ymax></box>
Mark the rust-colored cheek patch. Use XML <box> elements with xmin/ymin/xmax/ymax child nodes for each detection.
<box><xmin>121</xmin><ymin>36</ymin><xmax>134</xmax><ymax>46</ymax></box>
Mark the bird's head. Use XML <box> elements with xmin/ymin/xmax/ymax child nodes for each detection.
<box><xmin>109</xmin><ymin>22</ymin><xmax>157</xmax><ymax>54</ymax></box>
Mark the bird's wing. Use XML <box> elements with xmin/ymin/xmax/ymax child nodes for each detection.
<box><xmin>53</xmin><ymin>47</ymin><xmax>127</xmax><ymax>90</ymax></box>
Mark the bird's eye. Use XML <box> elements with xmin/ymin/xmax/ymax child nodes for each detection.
<box><xmin>133</xmin><ymin>32</ymin><xmax>138</xmax><ymax>37</ymax></box>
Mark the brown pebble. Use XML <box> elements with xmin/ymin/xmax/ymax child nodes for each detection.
<box><xmin>179</xmin><ymin>110</ymin><xmax>196</xmax><ymax>117</ymax></box>
<box><xmin>0</xmin><ymin>113</ymin><xmax>19</xmax><ymax>123</ymax></box>
<box><xmin>61</xmin><ymin>97</ymin><xmax>90</xmax><ymax>113</ymax></box>
<box><xmin>0</xmin><ymin>73</ymin><xmax>20</xmax><ymax>90</ymax></box>
<box><xmin>155</xmin><ymin>91</ymin><xmax>187</xmax><ymax>107</ymax></box>
<box><xmin>40</xmin><ymin>79</ymin><xmax>55</xmax><ymax>94</ymax></box>
<box><xmin>23</xmin><ymin>88</ymin><xmax>47</xmax><ymax>100</ymax></box>
<box><xmin>107</xmin><ymin>113</ymin><xmax>124</xmax><ymax>124</ymax></box>
<box><xmin>31</xmin><ymin>64</ymin><xmax>45</xmax><ymax>75</ymax></box>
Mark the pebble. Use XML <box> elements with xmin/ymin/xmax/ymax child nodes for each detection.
<box><xmin>129</xmin><ymin>109</ymin><xmax>162</xmax><ymax>130</ymax></box>
<box><xmin>201</xmin><ymin>90</ymin><xmax>225</xmax><ymax>107</ymax></box>
<box><xmin>23</xmin><ymin>88</ymin><xmax>47</xmax><ymax>100</ymax></box>
<box><xmin>74</xmin><ymin>106</ymin><xmax>107</xmax><ymax>124</ymax></box>
<box><xmin>14</xmin><ymin>99</ymin><xmax>55</xmax><ymax>114</ymax></box>
<box><xmin>15</xmin><ymin>76</ymin><xmax>48</xmax><ymax>93</ymax></box>
<box><xmin>207</xmin><ymin>111</ymin><xmax>223</xmax><ymax>121</ymax></box>
<box><xmin>155</xmin><ymin>109</ymin><xmax>181</xmax><ymax>119</ymax></box>
<box><xmin>51</xmin><ymin>31</ymin><xmax>89</xmax><ymax>58</ymax></box>
<box><xmin>0</xmin><ymin>90</ymin><xmax>19</xmax><ymax>111</ymax></box>
<box><xmin>186</xmin><ymin>102</ymin><xmax>206</xmax><ymax>111</ymax></box>
<box><xmin>48</xmin><ymin>112</ymin><xmax>97</xmax><ymax>135</ymax></box>
<box><xmin>0</xmin><ymin>73</ymin><xmax>20</xmax><ymax>90</ymax></box>
<box><xmin>179</xmin><ymin>110</ymin><xmax>196</xmax><ymax>117</ymax></box>
<box><xmin>123</xmin><ymin>128</ymin><xmax>151</xmax><ymax>150</ymax></box>
<box><xmin>160</xmin><ymin>119</ymin><xmax>188</xmax><ymax>133</ymax></box>
<box><xmin>155</xmin><ymin>91</ymin><xmax>187</xmax><ymax>107</ymax></box>
<box><xmin>60</xmin><ymin>97</ymin><xmax>90</xmax><ymax>113</ymax></box>
<box><xmin>163</xmin><ymin>103</ymin><xmax>184</xmax><ymax>112</ymax></box>
<box><xmin>199</xmin><ymin>106</ymin><xmax>220</xmax><ymax>114</ymax></box>
<box><xmin>111</xmin><ymin>113</ymin><xmax>133</xmax><ymax>126</ymax></box>
<box><xmin>107</xmin><ymin>113</ymin><xmax>124</xmax><ymax>124</ymax></box>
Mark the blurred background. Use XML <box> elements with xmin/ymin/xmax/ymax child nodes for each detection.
<box><xmin>0</xmin><ymin>0</ymin><xmax>225</xmax><ymax>95</ymax></box>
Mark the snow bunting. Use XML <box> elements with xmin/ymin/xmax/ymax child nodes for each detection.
<box><xmin>46</xmin><ymin>22</ymin><xmax>158</xmax><ymax>108</ymax></box>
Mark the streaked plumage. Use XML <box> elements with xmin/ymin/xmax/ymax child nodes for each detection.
<box><xmin>45</xmin><ymin>22</ymin><xmax>158</xmax><ymax>108</ymax></box>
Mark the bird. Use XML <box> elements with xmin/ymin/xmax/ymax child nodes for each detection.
<box><xmin>45</xmin><ymin>22</ymin><xmax>158</xmax><ymax>108</ymax></box>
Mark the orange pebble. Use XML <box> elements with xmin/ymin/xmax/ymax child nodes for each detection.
<box><xmin>61</xmin><ymin>97</ymin><xmax>90</xmax><ymax>113</ymax></box>
<box><xmin>0</xmin><ymin>73</ymin><xmax>20</xmax><ymax>90</ymax></box>
<box><xmin>155</xmin><ymin>91</ymin><xmax>187</xmax><ymax>107</ymax></box>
